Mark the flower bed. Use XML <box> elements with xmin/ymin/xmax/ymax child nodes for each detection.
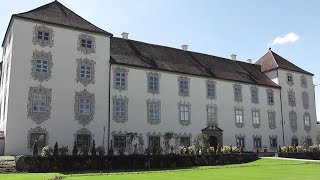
<box><xmin>15</xmin><ymin>153</ymin><xmax>258</xmax><ymax>172</ymax></box>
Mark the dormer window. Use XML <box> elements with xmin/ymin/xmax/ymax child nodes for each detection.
<box><xmin>78</xmin><ymin>34</ymin><xmax>95</xmax><ymax>54</ymax></box>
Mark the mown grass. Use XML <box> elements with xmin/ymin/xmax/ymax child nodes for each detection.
<box><xmin>1</xmin><ymin>158</ymin><xmax>320</xmax><ymax>180</ymax></box>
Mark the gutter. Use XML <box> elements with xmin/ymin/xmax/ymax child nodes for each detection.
<box><xmin>107</xmin><ymin>62</ymin><xmax>111</xmax><ymax>153</ymax></box>
<box><xmin>278</xmin><ymin>69</ymin><xmax>285</xmax><ymax>146</ymax></box>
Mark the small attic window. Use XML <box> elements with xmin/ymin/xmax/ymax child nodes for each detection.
<box><xmin>32</xmin><ymin>25</ymin><xmax>54</xmax><ymax>47</ymax></box>
<box><xmin>287</xmin><ymin>73</ymin><xmax>294</xmax><ymax>86</ymax></box>
<box><xmin>78</xmin><ymin>34</ymin><xmax>95</xmax><ymax>54</ymax></box>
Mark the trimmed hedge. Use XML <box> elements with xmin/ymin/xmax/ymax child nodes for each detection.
<box><xmin>278</xmin><ymin>152</ymin><xmax>320</xmax><ymax>160</ymax></box>
<box><xmin>15</xmin><ymin>153</ymin><xmax>258</xmax><ymax>172</ymax></box>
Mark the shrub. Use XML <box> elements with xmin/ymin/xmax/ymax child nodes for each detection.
<box><xmin>96</xmin><ymin>146</ymin><xmax>105</xmax><ymax>156</ymax></box>
<box><xmin>188</xmin><ymin>146</ymin><xmax>196</xmax><ymax>155</ymax></box>
<box><xmin>281</xmin><ymin>146</ymin><xmax>288</xmax><ymax>153</ymax></box>
<box><xmin>308</xmin><ymin>145</ymin><xmax>319</xmax><ymax>152</ymax></box>
<box><xmin>72</xmin><ymin>141</ymin><xmax>78</xmax><ymax>155</ymax></box>
<box><xmin>53</xmin><ymin>142</ymin><xmax>59</xmax><ymax>156</ymax></box>
<box><xmin>208</xmin><ymin>147</ymin><xmax>215</xmax><ymax>155</ymax></box>
<box><xmin>222</xmin><ymin>146</ymin><xmax>231</xmax><ymax>154</ymax></box>
<box><xmin>41</xmin><ymin>146</ymin><xmax>51</xmax><ymax>157</ymax></box>
<box><xmin>91</xmin><ymin>140</ymin><xmax>96</xmax><ymax>156</ymax></box>
<box><xmin>59</xmin><ymin>146</ymin><xmax>69</xmax><ymax>156</ymax></box>
<box><xmin>296</xmin><ymin>146</ymin><xmax>304</xmax><ymax>153</ymax></box>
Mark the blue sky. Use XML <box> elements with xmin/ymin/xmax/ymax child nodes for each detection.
<box><xmin>1</xmin><ymin>0</ymin><xmax>319</xmax><ymax>120</ymax></box>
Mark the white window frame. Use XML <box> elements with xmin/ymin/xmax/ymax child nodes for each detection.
<box><xmin>113</xmin><ymin>68</ymin><xmax>128</xmax><ymax>91</ymax></box>
<box><xmin>79</xmin><ymin>97</ymin><xmax>91</xmax><ymax>115</ymax></box>
<box><xmin>288</xmin><ymin>89</ymin><xmax>296</xmax><ymax>107</ymax></box>
<box><xmin>113</xmin><ymin>96</ymin><xmax>128</xmax><ymax>123</ymax></box>
<box><xmin>253</xmin><ymin>137</ymin><xmax>262</xmax><ymax>148</ymax></box>
<box><xmin>234</xmin><ymin>107</ymin><xmax>244</xmax><ymax>127</ymax></box>
<box><xmin>114</xmin><ymin>135</ymin><xmax>126</xmax><ymax>149</ymax></box>
<box><xmin>147</xmin><ymin>99</ymin><xmax>161</xmax><ymax>125</ymax></box>
<box><xmin>206</xmin><ymin>80</ymin><xmax>216</xmax><ymax>99</ymax></box>
<box><xmin>179</xmin><ymin>102</ymin><xmax>191</xmax><ymax>126</ymax></box>
<box><xmin>270</xmin><ymin>137</ymin><xmax>277</xmax><ymax>149</ymax></box>
<box><xmin>76</xmin><ymin>134</ymin><xmax>91</xmax><ymax>148</ymax></box>
<box><xmin>268</xmin><ymin>110</ymin><xmax>276</xmax><ymax>129</ymax></box>
<box><xmin>178</xmin><ymin>77</ymin><xmax>190</xmax><ymax>96</ymax></box>
<box><xmin>207</xmin><ymin>104</ymin><xmax>217</xmax><ymax>126</ymax></box>
<box><xmin>236</xmin><ymin>137</ymin><xmax>245</xmax><ymax>148</ymax></box>
<box><xmin>33</xmin><ymin>93</ymin><xmax>47</xmax><ymax>113</ymax></box>
<box><xmin>289</xmin><ymin>110</ymin><xmax>297</xmax><ymax>132</ymax></box>
<box><xmin>302</xmin><ymin>92</ymin><xmax>309</xmax><ymax>109</ymax></box>
<box><xmin>233</xmin><ymin>84</ymin><xmax>242</xmax><ymax>102</ymax></box>
<box><xmin>303</xmin><ymin>112</ymin><xmax>311</xmax><ymax>132</ymax></box>
<box><xmin>252</xmin><ymin>109</ymin><xmax>260</xmax><ymax>128</ymax></box>
<box><xmin>147</xmin><ymin>72</ymin><xmax>160</xmax><ymax>93</ymax></box>
<box><xmin>250</xmin><ymin>86</ymin><xmax>259</xmax><ymax>104</ymax></box>
<box><xmin>35</xmin><ymin>59</ymin><xmax>48</xmax><ymax>73</ymax></box>
<box><xmin>81</xmin><ymin>39</ymin><xmax>92</xmax><ymax>49</ymax></box>
<box><xmin>266</xmin><ymin>89</ymin><xmax>274</xmax><ymax>106</ymax></box>
<box><xmin>287</xmin><ymin>73</ymin><xmax>294</xmax><ymax>86</ymax></box>
<box><xmin>80</xmin><ymin>65</ymin><xmax>91</xmax><ymax>79</ymax></box>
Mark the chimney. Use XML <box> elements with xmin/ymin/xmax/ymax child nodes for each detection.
<box><xmin>247</xmin><ymin>59</ymin><xmax>252</xmax><ymax>64</ymax></box>
<box><xmin>121</xmin><ymin>32</ymin><xmax>129</xmax><ymax>39</ymax></box>
<box><xmin>181</xmin><ymin>45</ymin><xmax>188</xmax><ymax>51</ymax></box>
<box><xmin>230</xmin><ymin>54</ymin><xmax>237</xmax><ymax>60</ymax></box>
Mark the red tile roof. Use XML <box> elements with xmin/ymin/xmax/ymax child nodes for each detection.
<box><xmin>256</xmin><ymin>50</ymin><xmax>313</xmax><ymax>75</ymax></box>
<box><xmin>110</xmin><ymin>37</ymin><xmax>279</xmax><ymax>88</ymax></box>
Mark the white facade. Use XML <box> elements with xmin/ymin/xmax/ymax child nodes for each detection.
<box><xmin>0</xmin><ymin>3</ymin><xmax>317</xmax><ymax>155</ymax></box>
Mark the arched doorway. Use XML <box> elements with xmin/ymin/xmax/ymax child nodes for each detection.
<box><xmin>208</xmin><ymin>136</ymin><xmax>218</xmax><ymax>149</ymax></box>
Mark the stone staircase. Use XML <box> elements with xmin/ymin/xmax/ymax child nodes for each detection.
<box><xmin>0</xmin><ymin>156</ymin><xmax>16</xmax><ymax>173</ymax></box>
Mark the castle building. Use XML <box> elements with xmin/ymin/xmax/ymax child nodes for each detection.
<box><xmin>0</xmin><ymin>1</ymin><xmax>317</xmax><ymax>155</ymax></box>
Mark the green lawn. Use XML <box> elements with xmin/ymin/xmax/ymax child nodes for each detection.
<box><xmin>1</xmin><ymin>158</ymin><xmax>320</xmax><ymax>180</ymax></box>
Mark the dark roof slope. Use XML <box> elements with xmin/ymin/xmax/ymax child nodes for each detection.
<box><xmin>13</xmin><ymin>0</ymin><xmax>112</xmax><ymax>36</ymax></box>
<box><xmin>256</xmin><ymin>50</ymin><xmax>313</xmax><ymax>75</ymax></box>
<box><xmin>110</xmin><ymin>37</ymin><xmax>279</xmax><ymax>88</ymax></box>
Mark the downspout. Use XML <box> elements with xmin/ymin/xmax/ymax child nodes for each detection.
<box><xmin>107</xmin><ymin>61</ymin><xmax>111</xmax><ymax>152</ymax></box>
<box><xmin>278</xmin><ymin>69</ymin><xmax>285</xmax><ymax>146</ymax></box>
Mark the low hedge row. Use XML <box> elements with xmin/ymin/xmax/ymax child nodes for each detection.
<box><xmin>15</xmin><ymin>153</ymin><xmax>258</xmax><ymax>172</ymax></box>
<box><xmin>278</xmin><ymin>152</ymin><xmax>320</xmax><ymax>160</ymax></box>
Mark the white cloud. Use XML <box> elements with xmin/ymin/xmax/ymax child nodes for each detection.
<box><xmin>271</xmin><ymin>33</ymin><xmax>300</xmax><ymax>46</ymax></box>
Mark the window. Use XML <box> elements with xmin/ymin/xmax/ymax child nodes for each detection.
<box><xmin>253</xmin><ymin>137</ymin><xmax>262</xmax><ymax>148</ymax></box>
<box><xmin>270</xmin><ymin>137</ymin><xmax>277</xmax><ymax>149</ymax></box>
<box><xmin>180</xmin><ymin>137</ymin><xmax>191</xmax><ymax>147</ymax></box>
<box><xmin>302</xmin><ymin>92</ymin><xmax>309</xmax><ymax>109</ymax></box>
<box><xmin>37</xmin><ymin>31</ymin><xmax>49</xmax><ymax>41</ymax></box>
<box><xmin>79</xmin><ymin>98</ymin><xmax>91</xmax><ymax>115</ymax></box>
<box><xmin>81</xmin><ymin>39</ymin><xmax>92</xmax><ymax>48</ymax></box>
<box><xmin>304</xmin><ymin>112</ymin><xmax>311</xmax><ymax>132</ymax></box>
<box><xmin>252</xmin><ymin>109</ymin><xmax>260</xmax><ymax>128</ymax></box>
<box><xmin>288</xmin><ymin>89</ymin><xmax>296</xmax><ymax>107</ymax></box>
<box><xmin>266</xmin><ymin>89</ymin><xmax>274</xmax><ymax>105</ymax></box>
<box><xmin>287</xmin><ymin>73</ymin><xmax>294</xmax><ymax>86</ymax></box>
<box><xmin>178</xmin><ymin>77</ymin><xmax>190</xmax><ymax>96</ymax></box>
<box><xmin>149</xmin><ymin>136</ymin><xmax>161</xmax><ymax>148</ymax></box>
<box><xmin>234</xmin><ymin>107</ymin><xmax>244</xmax><ymax>127</ymax></box>
<box><xmin>114</xmin><ymin>135</ymin><xmax>126</xmax><ymax>148</ymax></box>
<box><xmin>301</xmin><ymin>75</ymin><xmax>307</xmax><ymax>88</ymax></box>
<box><xmin>76</xmin><ymin>58</ymin><xmax>96</xmax><ymax>86</ymax></box>
<box><xmin>115</xmin><ymin>100</ymin><xmax>127</xmax><ymax>119</ymax></box>
<box><xmin>35</xmin><ymin>59</ymin><xmax>48</xmax><ymax>73</ymax></box>
<box><xmin>206</xmin><ymin>81</ymin><xmax>216</xmax><ymax>99</ymax></box>
<box><xmin>305</xmin><ymin>139</ymin><xmax>312</xmax><ymax>147</ymax></box>
<box><xmin>268</xmin><ymin>110</ymin><xmax>276</xmax><ymax>129</ymax></box>
<box><xmin>80</xmin><ymin>65</ymin><xmax>91</xmax><ymax>79</ymax></box>
<box><xmin>147</xmin><ymin>100</ymin><xmax>160</xmax><ymax>124</ymax></box>
<box><xmin>147</xmin><ymin>73</ymin><xmax>160</xmax><ymax>93</ymax></box>
<box><xmin>179</xmin><ymin>103</ymin><xmax>191</xmax><ymax>125</ymax></box>
<box><xmin>74</xmin><ymin>90</ymin><xmax>95</xmax><ymax>126</ymax></box>
<box><xmin>33</xmin><ymin>94</ymin><xmax>46</xmax><ymax>112</ymax></box>
<box><xmin>207</xmin><ymin>104</ymin><xmax>217</xmax><ymax>126</ymax></box>
<box><xmin>289</xmin><ymin>110</ymin><xmax>297</xmax><ymax>131</ymax></box>
<box><xmin>33</xmin><ymin>25</ymin><xmax>53</xmax><ymax>47</ymax></box>
<box><xmin>31</xmin><ymin>51</ymin><xmax>53</xmax><ymax>82</ymax></box>
<box><xmin>233</xmin><ymin>84</ymin><xmax>242</xmax><ymax>102</ymax></box>
<box><xmin>30</xmin><ymin>133</ymin><xmax>46</xmax><ymax>149</ymax></box>
<box><xmin>77</xmin><ymin>34</ymin><xmax>95</xmax><ymax>54</ymax></box>
<box><xmin>250</xmin><ymin>87</ymin><xmax>259</xmax><ymax>103</ymax></box>
<box><xmin>236</xmin><ymin>137</ymin><xmax>245</xmax><ymax>148</ymax></box>
<box><xmin>27</xmin><ymin>86</ymin><xmax>52</xmax><ymax>124</ymax></box>
<box><xmin>113</xmin><ymin>68</ymin><xmax>128</xmax><ymax>90</ymax></box>
<box><xmin>291</xmin><ymin>138</ymin><xmax>298</xmax><ymax>146</ymax></box>
<box><xmin>76</xmin><ymin>134</ymin><xmax>91</xmax><ymax>148</ymax></box>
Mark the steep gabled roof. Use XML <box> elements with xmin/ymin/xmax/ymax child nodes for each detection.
<box><xmin>256</xmin><ymin>50</ymin><xmax>313</xmax><ymax>75</ymax></box>
<box><xmin>2</xmin><ymin>0</ymin><xmax>112</xmax><ymax>47</ymax></box>
<box><xmin>110</xmin><ymin>37</ymin><xmax>279</xmax><ymax>88</ymax></box>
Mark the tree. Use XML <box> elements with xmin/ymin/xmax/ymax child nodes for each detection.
<box><xmin>72</xmin><ymin>141</ymin><xmax>78</xmax><ymax>155</ymax></box>
<box><xmin>53</xmin><ymin>142</ymin><xmax>59</xmax><ymax>156</ymax></box>
<box><xmin>91</xmin><ymin>140</ymin><xmax>96</xmax><ymax>156</ymax></box>
<box><xmin>32</xmin><ymin>141</ymin><xmax>38</xmax><ymax>156</ymax></box>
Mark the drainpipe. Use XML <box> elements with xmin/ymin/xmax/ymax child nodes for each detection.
<box><xmin>107</xmin><ymin>62</ymin><xmax>111</xmax><ymax>152</ymax></box>
<box><xmin>278</xmin><ymin>69</ymin><xmax>285</xmax><ymax>146</ymax></box>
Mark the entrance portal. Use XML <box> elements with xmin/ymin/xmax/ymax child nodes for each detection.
<box><xmin>208</xmin><ymin>136</ymin><xmax>218</xmax><ymax>149</ymax></box>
